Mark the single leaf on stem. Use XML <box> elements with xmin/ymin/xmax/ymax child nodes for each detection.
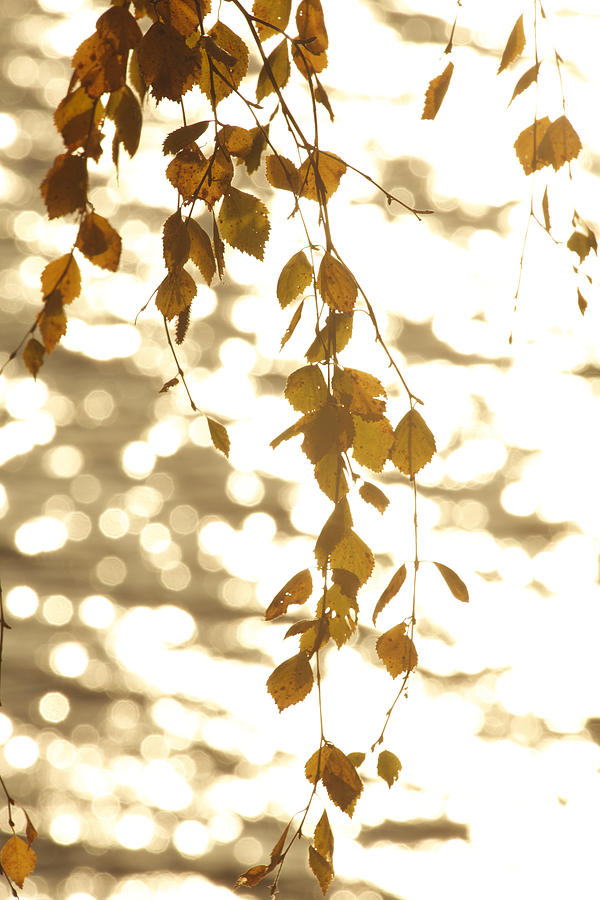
<box><xmin>265</xmin><ymin>569</ymin><xmax>313</xmax><ymax>620</ymax></box>
<box><xmin>422</xmin><ymin>62</ymin><xmax>453</xmax><ymax>120</ymax></box>
<box><xmin>433</xmin><ymin>562</ymin><xmax>469</xmax><ymax>602</ymax></box>
<box><xmin>377</xmin><ymin>749</ymin><xmax>402</xmax><ymax>788</ymax></box>
<box><xmin>372</xmin><ymin>563</ymin><xmax>407</xmax><ymax>625</ymax></box>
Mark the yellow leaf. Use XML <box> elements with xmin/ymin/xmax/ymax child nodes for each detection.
<box><xmin>309</xmin><ymin>845</ymin><xmax>334</xmax><ymax>896</ymax></box>
<box><xmin>498</xmin><ymin>14</ymin><xmax>525</xmax><ymax>73</ymax></box>
<box><xmin>138</xmin><ymin>22</ymin><xmax>200</xmax><ymax>101</ymax></box>
<box><xmin>154</xmin><ymin>0</ymin><xmax>206</xmax><ymax>37</ymax></box>
<box><xmin>72</xmin><ymin>31</ymin><xmax>126</xmax><ymax>99</ymax></box>
<box><xmin>165</xmin><ymin>145</ymin><xmax>206</xmax><ymax>203</ymax></box>
<box><xmin>317</xmin><ymin>253</ymin><xmax>357</xmax><ymax>314</ymax></box>
<box><xmin>332</xmin><ymin>367</ymin><xmax>386</xmax><ymax>419</ymax></box>
<box><xmin>24</xmin><ymin>813</ymin><xmax>38</xmax><ymax>847</ymax></box>
<box><xmin>372</xmin><ymin>564</ymin><xmax>407</xmax><ymax>625</ymax></box>
<box><xmin>197</xmin><ymin>22</ymin><xmax>249</xmax><ymax>107</ymax></box>
<box><xmin>329</xmin><ymin>530</ymin><xmax>374</xmax><ymax>586</ymax></box>
<box><xmin>197</xmin><ymin>147</ymin><xmax>234</xmax><ymax>209</ymax></box>
<box><xmin>217</xmin><ymin>187</ymin><xmax>270</xmax><ymax>260</ymax></box>
<box><xmin>265</xmin><ymin>154</ymin><xmax>300</xmax><ymax>193</ymax></box>
<box><xmin>351</xmin><ymin>414</ymin><xmax>394</xmax><ymax>472</ymax></box>
<box><xmin>54</xmin><ymin>87</ymin><xmax>104</xmax><ymax>157</ymax></box>
<box><xmin>213</xmin><ymin>216</ymin><xmax>225</xmax><ymax>279</ymax></box>
<box><xmin>509</xmin><ymin>62</ymin><xmax>540</xmax><ymax>104</ymax></box>
<box><xmin>40</xmin><ymin>152</ymin><xmax>87</xmax><ymax>220</ymax></box>
<box><xmin>306</xmin><ymin>312</ymin><xmax>353</xmax><ymax>362</ymax></box>
<box><xmin>299</xmin><ymin>617</ymin><xmax>330</xmax><ymax>654</ymax></box>
<box><xmin>155</xmin><ymin>267</ymin><xmax>196</xmax><ymax>320</ymax></box>
<box><xmin>76</xmin><ymin>212</ymin><xmax>122</xmax><ymax>271</ymax></box>
<box><xmin>253</xmin><ymin>0</ymin><xmax>292</xmax><ymax>41</ymax></box>
<box><xmin>285</xmin><ymin>365</ymin><xmax>328</xmax><ymax>412</ymax></box>
<box><xmin>106</xmin><ymin>85</ymin><xmax>142</xmax><ymax>164</ymax></box>
<box><xmin>281</xmin><ymin>300</ymin><xmax>304</xmax><ymax>349</ymax></box>
<box><xmin>358</xmin><ymin>481</ymin><xmax>389</xmax><ymax>514</ymax></box>
<box><xmin>235</xmin><ymin>864</ymin><xmax>270</xmax><ymax>888</ymax></box>
<box><xmin>514</xmin><ymin>116</ymin><xmax>551</xmax><ymax>175</ymax></box>
<box><xmin>321</xmin><ymin>746</ymin><xmax>363</xmax><ymax>816</ymax></box>
<box><xmin>298</xmin><ymin>152</ymin><xmax>346</xmax><ymax>203</ymax></box>
<box><xmin>302</xmin><ymin>404</ymin><xmax>354</xmax><ymax>464</ymax></box>
<box><xmin>314</xmin><ymin>810</ymin><xmax>333</xmax><ymax>864</ymax></box>
<box><xmin>41</xmin><ymin>254</ymin><xmax>81</xmax><ymax>304</ymax></box>
<box><xmin>267</xmin><ymin>652</ymin><xmax>314</xmax><ymax>711</ymax></box>
<box><xmin>377</xmin><ymin>749</ymin><xmax>402</xmax><ymax>788</ymax></box>
<box><xmin>422</xmin><ymin>61</ymin><xmax>454</xmax><ymax>120</ymax></box>
<box><xmin>39</xmin><ymin>293</ymin><xmax>67</xmax><ymax>354</ymax></box>
<box><xmin>22</xmin><ymin>339</ymin><xmax>45</xmax><ymax>379</ymax></box>
<box><xmin>277</xmin><ymin>250</ymin><xmax>313</xmax><ymax>308</ymax></box>
<box><xmin>346</xmin><ymin>751</ymin><xmax>365</xmax><ymax>768</ymax></box>
<box><xmin>242</xmin><ymin>124</ymin><xmax>269</xmax><ymax>175</ymax></box>
<box><xmin>389</xmin><ymin>409</ymin><xmax>436</xmax><ymax>476</ymax></box>
<box><xmin>163</xmin><ymin>121</ymin><xmax>209</xmax><ymax>156</ymax></box>
<box><xmin>216</xmin><ymin>124</ymin><xmax>254</xmax><ymax>157</ymax></box>
<box><xmin>256</xmin><ymin>39</ymin><xmax>290</xmax><ymax>102</ymax></box>
<box><xmin>0</xmin><ymin>836</ymin><xmax>36</xmax><ymax>889</ymax></box>
<box><xmin>305</xmin><ymin>746</ymin><xmax>332</xmax><ymax>784</ymax></box>
<box><xmin>376</xmin><ymin>623</ymin><xmax>418</xmax><ymax>678</ymax></box>
<box><xmin>207</xmin><ymin>416</ymin><xmax>230</xmax><ymax>457</ymax></box>
<box><xmin>291</xmin><ymin>41</ymin><xmax>327</xmax><ymax>79</ymax></box>
<box><xmin>542</xmin><ymin>185</ymin><xmax>550</xmax><ymax>231</ymax></box>
<box><xmin>314</xmin><ymin>451</ymin><xmax>348</xmax><ymax>502</ymax></box>
<box><xmin>314</xmin><ymin>499</ymin><xmax>353</xmax><ymax>569</ymax></box>
<box><xmin>163</xmin><ymin>211</ymin><xmax>190</xmax><ymax>270</ymax></box>
<box><xmin>537</xmin><ymin>115</ymin><xmax>582</xmax><ymax>171</ymax></box>
<box><xmin>265</xmin><ymin>569</ymin><xmax>313</xmax><ymax>620</ymax></box>
<box><xmin>296</xmin><ymin>0</ymin><xmax>328</xmax><ymax>53</ymax></box>
<box><xmin>187</xmin><ymin>219</ymin><xmax>215</xmax><ymax>285</ymax></box>
<box><xmin>433</xmin><ymin>562</ymin><xmax>469</xmax><ymax>602</ymax></box>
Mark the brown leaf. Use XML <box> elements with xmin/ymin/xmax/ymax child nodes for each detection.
<box><xmin>187</xmin><ymin>219</ymin><xmax>215</xmax><ymax>285</ymax></box>
<box><xmin>314</xmin><ymin>810</ymin><xmax>333</xmax><ymax>864</ymax></box>
<box><xmin>433</xmin><ymin>562</ymin><xmax>469</xmax><ymax>602</ymax></box>
<box><xmin>41</xmin><ymin>254</ymin><xmax>81</xmax><ymax>304</ymax></box>
<box><xmin>72</xmin><ymin>32</ymin><xmax>126</xmax><ymax>99</ymax></box>
<box><xmin>577</xmin><ymin>289</ymin><xmax>588</xmax><ymax>315</ymax></box>
<box><xmin>54</xmin><ymin>87</ymin><xmax>104</xmax><ymax>157</ymax></box>
<box><xmin>498</xmin><ymin>14</ymin><xmax>525</xmax><ymax>73</ymax></box>
<box><xmin>24</xmin><ymin>813</ymin><xmax>38</xmax><ymax>847</ymax></box>
<box><xmin>298</xmin><ymin>152</ymin><xmax>346</xmax><ymax>202</ymax></box>
<box><xmin>537</xmin><ymin>115</ymin><xmax>582</xmax><ymax>171</ymax></box>
<box><xmin>389</xmin><ymin>409</ymin><xmax>436</xmax><ymax>476</ymax></box>
<box><xmin>296</xmin><ymin>0</ymin><xmax>328</xmax><ymax>53</ymax></box>
<box><xmin>106</xmin><ymin>85</ymin><xmax>142</xmax><ymax>165</ymax></box>
<box><xmin>166</xmin><ymin>145</ymin><xmax>206</xmax><ymax>203</ymax></box>
<box><xmin>163</xmin><ymin>121</ymin><xmax>209</xmax><ymax>156</ymax></box>
<box><xmin>265</xmin><ymin>569</ymin><xmax>313</xmax><ymax>620</ymax></box>
<box><xmin>377</xmin><ymin>749</ymin><xmax>402</xmax><ymax>788</ymax></box>
<box><xmin>265</xmin><ymin>154</ymin><xmax>300</xmax><ymax>193</ymax></box>
<box><xmin>358</xmin><ymin>482</ymin><xmax>389</xmax><ymax>514</ymax></box>
<box><xmin>213</xmin><ymin>215</ymin><xmax>225</xmax><ymax>279</ymax></box>
<box><xmin>314</xmin><ymin>451</ymin><xmax>348</xmax><ymax>502</ymax></box>
<box><xmin>509</xmin><ymin>62</ymin><xmax>540</xmax><ymax>104</ymax></box>
<box><xmin>291</xmin><ymin>41</ymin><xmax>327</xmax><ymax>79</ymax></box>
<box><xmin>256</xmin><ymin>39</ymin><xmax>290</xmax><ymax>102</ymax></box>
<box><xmin>422</xmin><ymin>61</ymin><xmax>454</xmax><ymax>120</ymax></box>
<box><xmin>302</xmin><ymin>404</ymin><xmax>354</xmax><ymax>464</ymax></box>
<box><xmin>0</xmin><ymin>837</ymin><xmax>36</xmax><ymax>889</ymax></box>
<box><xmin>376</xmin><ymin>623</ymin><xmax>418</xmax><ymax>678</ymax></box>
<box><xmin>542</xmin><ymin>185</ymin><xmax>550</xmax><ymax>231</ymax></box>
<box><xmin>242</xmin><ymin>123</ymin><xmax>269</xmax><ymax>174</ymax></box>
<box><xmin>76</xmin><ymin>212</ymin><xmax>122</xmax><ymax>271</ymax></box>
<box><xmin>332</xmin><ymin>367</ymin><xmax>386</xmax><ymax>419</ymax></box>
<box><xmin>22</xmin><ymin>339</ymin><xmax>45</xmax><ymax>379</ymax></box>
<box><xmin>314</xmin><ymin>499</ymin><xmax>352</xmax><ymax>568</ymax></box>
<box><xmin>267</xmin><ymin>652</ymin><xmax>314</xmax><ymax>711</ymax></box>
<box><xmin>235</xmin><ymin>864</ymin><xmax>270</xmax><ymax>888</ymax></box>
<box><xmin>96</xmin><ymin>5</ymin><xmax>142</xmax><ymax>52</ymax></box>
<box><xmin>317</xmin><ymin>253</ymin><xmax>357</xmax><ymax>314</ymax></box>
<box><xmin>281</xmin><ymin>300</ymin><xmax>304</xmax><ymax>349</ymax></box>
<box><xmin>207</xmin><ymin>416</ymin><xmax>230</xmax><ymax>457</ymax></box>
<box><xmin>329</xmin><ymin>530</ymin><xmax>374</xmax><ymax>586</ymax></box>
<box><xmin>306</xmin><ymin>312</ymin><xmax>353</xmax><ymax>362</ymax></box>
<box><xmin>309</xmin><ymin>845</ymin><xmax>334</xmax><ymax>896</ymax></box>
<box><xmin>138</xmin><ymin>22</ymin><xmax>200</xmax><ymax>101</ymax></box>
<box><xmin>217</xmin><ymin>125</ymin><xmax>254</xmax><ymax>158</ymax></box>
<box><xmin>197</xmin><ymin>22</ymin><xmax>249</xmax><ymax>107</ymax></box>
<box><xmin>163</xmin><ymin>211</ymin><xmax>190</xmax><ymax>270</ymax></box>
<box><xmin>217</xmin><ymin>187</ymin><xmax>270</xmax><ymax>260</ymax></box>
<box><xmin>346</xmin><ymin>751</ymin><xmax>365</xmax><ymax>768</ymax></box>
<box><xmin>372</xmin><ymin>564</ymin><xmax>407</xmax><ymax>625</ymax></box>
<box><xmin>159</xmin><ymin>377</ymin><xmax>179</xmax><ymax>393</ymax></box>
<box><xmin>39</xmin><ymin>293</ymin><xmax>67</xmax><ymax>354</ymax></box>
<box><xmin>277</xmin><ymin>250</ymin><xmax>312</xmax><ymax>308</ymax></box>
<box><xmin>155</xmin><ymin>267</ymin><xmax>196</xmax><ymax>320</ymax></box>
<box><xmin>514</xmin><ymin>116</ymin><xmax>552</xmax><ymax>174</ymax></box>
<box><xmin>319</xmin><ymin>746</ymin><xmax>363</xmax><ymax>816</ymax></box>
<box><xmin>197</xmin><ymin>148</ymin><xmax>234</xmax><ymax>209</ymax></box>
<box><xmin>154</xmin><ymin>0</ymin><xmax>206</xmax><ymax>37</ymax></box>
<box><xmin>40</xmin><ymin>153</ymin><xmax>87</xmax><ymax>220</ymax></box>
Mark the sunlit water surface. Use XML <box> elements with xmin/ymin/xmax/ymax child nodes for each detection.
<box><xmin>1</xmin><ymin>1</ymin><xmax>600</xmax><ymax>899</ymax></box>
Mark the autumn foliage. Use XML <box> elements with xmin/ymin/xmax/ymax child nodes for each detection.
<box><xmin>1</xmin><ymin>0</ymin><xmax>597</xmax><ymax>896</ymax></box>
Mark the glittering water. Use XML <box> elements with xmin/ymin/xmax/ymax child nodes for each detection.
<box><xmin>1</xmin><ymin>1</ymin><xmax>600</xmax><ymax>899</ymax></box>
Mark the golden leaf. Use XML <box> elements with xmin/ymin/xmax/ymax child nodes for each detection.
<box><xmin>509</xmin><ymin>62</ymin><xmax>540</xmax><ymax>104</ymax></box>
<box><xmin>358</xmin><ymin>482</ymin><xmax>389</xmax><ymax>514</ymax></box>
<box><xmin>422</xmin><ymin>61</ymin><xmax>454</xmax><ymax>120</ymax></box>
<box><xmin>567</xmin><ymin>231</ymin><xmax>593</xmax><ymax>264</ymax></box>
<box><xmin>433</xmin><ymin>562</ymin><xmax>469</xmax><ymax>602</ymax></box>
<box><xmin>302</xmin><ymin>404</ymin><xmax>354</xmax><ymax>464</ymax></box>
<box><xmin>217</xmin><ymin>187</ymin><xmax>270</xmax><ymax>260</ymax></box>
<box><xmin>314</xmin><ymin>499</ymin><xmax>353</xmax><ymax>569</ymax></box>
<box><xmin>39</xmin><ymin>293</ymin><xmax>67</xmax><ymax>354</ymax></box>
<box><xmin>291</xmin><ymin>41</ymin><xmax>327</xmax><ymax>79</ymax></box>
<box><xmin>187</xmin><ymin>219</ymin><xmax>215</xmax><ymax>285</ymax></box>
<box><xmin>346</xmin><ymin>751</ymin><xmax>365</xmax><ymax>768</ymax></box>
<box><xmin>285</xmin><ymin>365</ymin><xmax>328</xmax><ymax>413</ymax></box>
<box><xmin>265</xmin><ymin>569</ymin><xmax>313</xmax><ymax>620</ymax></box>
<box><xmin>284</xmin><ymin>618</ymin><xmax>316</xmax><ymax>639</ymax></box>
<box><xmin>577</xmin><ymin>289</ymin><xmax>588</xmax><ymax>315</ymax></box>
<box><xmin>332</xmin><ymin>367</ymin><xmax>386</xmax><ymax>419</ymax></box>
<box><xmin>265</xmin><ymin>154</ymin><xmax>300</xmax><ymax>193</ymax></box>
<box><xmin>314</xmin><ymin>451</ymin><xmax>348</xmax><ymax>502</ymax></box>
<box><xmin>243</xmin><ymin>124</ymin><xmax>269</xmax><ymax>174</ymax></box>
<box><xmin>155</xmin><ymin>0</ymin><xmax>204</xmax><ymax>37</ymax></box>
<box><xmin>542</xmin><ymin>185</ymin><xmax>550</xmax><ymax>231</ymax></box>
<box><xmin>305</xmin><ymin>746</ymin><xmax>332</xmax><ymax>784</ymax></box>
<box><xmin>22</xmin><ymin>339</ymin><xmax>45</xmax><ymax>379</ymax></box>
<box><xmin>54</xmin><ymin>87</ymin><xmax>104</xmax><ymax>157</ymax></box>
<box><xmin>309</xmin><ymin>845</ymin><xmax>334</xmax><ymax>896</ymax></box>
<box><xmin>317</xmin><ymin>253</ymin><xmax>357</xmax><ymax>314</ymax></box>
<box><xmin>376</xmin><ymin>623</ymin><xmax>418</xmax><ymax>678</ymax></box>
<box><xmin>207</xmin><ymin>417</ymin><xmax>230</xmax><ymax>457</ymax></box>
<box><xmin>377</xmin><ymin>749</ymin><xmax>402</xmax><ymax>788</ymax></box>
<box><xmin>72</xmin><ymin>32</ymin><xmax>126</xmax><ymax>99</ymax></box>
<box><xmin>267</xmin><ymin>653</ymin><xmax>314</xmax><ymax>711</ymax></box>
<box><xmin>0</xmin><ymin>837</ymin><xmax>36</xmax><ymax>889</ymax></box>
<box><xmin>306</xmin><ymin>312</ymin><xmax>353</xmax><ymax>362</ymax></box>
<box><xmin>217</xmin><ymin>124</ymin><xmax>254</xmax><ymax>158</ymax></box>
<box><xmin>96</xmin><ymin>5</ymin><xmax>142</xmax><ymax>52</ymax></box>
<box><xmin>298</xmin><ymin>152</ymin><xmax>346</xmax><ymax>202</ymax></box>
<box><xmin>314</xmin><ymin>809</ymin><xmax>333</xmax><ymax>863</ymax></box>
<box><xmin>256</xmin><ymin>39</ymin><xmax>290</xmax><ymax>102</ymax></box>
<box><xmin>320</xmin><ymin>746</ymin><xmax>363</xmax><ymax>817</ymax></box>
<box><xmin>351</xmin><ymin>414</ymin><xmax>394</xmax><ymax>472</ymax></box>
<box><xmin>498</xmin><ymin>14</ymin><xmax>525</xmax><ymax>74</ymax></box>
<box><xmin>537</xmin><ymin>115</ymin><xmax>582</xmax><ymax>171</ymax></box>
<box><xmin>155</xmin><ymin>267</ymin><xmax>196</xmax><ymax>320</ymax></box>
<box><xmin>138</xmin><ymin>22</ymin><xmax>200</xmax><ymax>102</ymax></box>
<box><xmin>76</xmin><ymin>212</ymin><xmax>122</xmax><ymax>271</ymax></box>
<box><xmin>372</xmin><ymin>563</ymin><xmax>407</xmax><ymax>625</ymax></box>
<box><xmin>40</xmin><ymin>153</ymin><xmax>87</xmax><ymax>220</ymax></box>
<box><xmin>165</xmin><ymin>145</ymin><xmax>206</xmax><ymax>203</ymax></box>
<box><xmin>514</xmin><ymin>116</ymin><xmax>551</xmax><ymax>175</ymax></box>
<box><xmin>197</xmin><ymin>22</ymin><xmax>249</xmax><ymax>107</ymax></box>
<box><xmin>277</xmin><ymin>251</ymin><xmax>312</xmax><ymax>308</ymax></box>
<box><xmin>389</xmin><ymin>409</ymin><xmax>436</xmax><ymax>476</ymax></box>
<box><xmin>331</xmin><ymin>568</ymin><xmax>359</xmax><ymax>601</ymax></box>
<box><xmin>106</xmin><ymin>86</ymin><xmax>141</xmax><ymax>167</ymax></box>
<box><xmin>235</xmin><ymin>864</ymin><xmax>270</xmax><ymax>888</ymax></box>
<box><xmin>163</xmin><ymin>121</ymin><xmax>209</xmax><ymax>155</ymax></box>
<box><xmin>299</xmin><ymin>617</ymin><xmax>330</xmax><ymax>654</ymax></box>
<box><xmin>329</xmin><ymin>530</ymin><xmax>374</xmax><ymax>586</ymax></box>
<box><xmin>213</xmin><ymin>215</ymin><xmax>225</xmax><ymax>278</ymax></box>
<box><xmin>163</xmin><ymin>211</ymin><xmax>190</xmax><ymax>270</ymax></box>
<box><xmin>281</xmin><ymin>300</ymin><xmax>304</xmax><ymax>349</ymax></box>
<box><xmin>296</xmin><ymin>0</ymin><xmax>328</xmax><ymax>53</ymax></box>
<box><xmin>254</xmin><ymin>0</ymin><xmax>292</xmax><ymax>41</ymax></box>
<box><xmin>197</xmin><ymin>148</ymin><xmax>234</xmax><ymax>209</ymax></box>
<box><xmin>41</xmin><ymin>254</ymin><xmax>81</xmax><ymax>304</ymax></box>
<box><xmin>24</xmin><ymin>813</ymin><xmax>38</xmax><ymax>847</ymax></box>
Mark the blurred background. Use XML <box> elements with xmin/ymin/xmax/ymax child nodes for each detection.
<box><xmin>1</xmin><ymin>1</ymin><xmax>600</xmax><ymax>898</ymax></box>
